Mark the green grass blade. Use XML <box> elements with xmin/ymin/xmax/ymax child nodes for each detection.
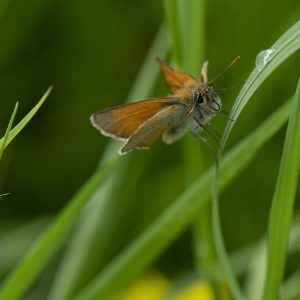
<box><xmin>163</xmin><ymin>0</ymin><xmax>206</xmax><ymax>180</ymax></box>
<box><xmin>163</xmin><ymin>0</ymin><xmax>182</xmax><ymax>65</ymax></box>
<box><xmin>0</xmin><ymin>102</ymin><xmax>18</xmax><ymax>161</ymax></box>
<box><xmin>262</xmin><ymin>76</ymin><xmax>300</xmax><ymax>300</ymax></box>
<box><xmin>163</xmin><ymin>0</ymin><xmax>204</xmax><ymax>73</ymax></box>
<box><xmin>0</xmin><ymin>86</ymin><xmax>52</xmax><ymax>149</ymax></box>
<box><xmin>211</xmin><ymin>20</ymin><xmax>300</xmax><ymax>300</ymax></box>
<box><xmin>212</xmin><ymin>176</ymin><xmax>246</xmax><ymax>299</ymax></box>
<box><xmin>176</xmin><ymin>0</ymin><xmax>205</xmax><ymax>75</ymax></box>
<box><xmin>0</xmin><ymin>158</ymin><xmax>117</xmax><ymax>300</ymax></box>
<box><xmin>222</xmin><ymin>20</ymin><xmax>300</xmax><ymax>150</ymax></box>
<box><xmin>72</xmin><ymin>99</ymin><xmax>291</xmax><ymax>300</ymax></box>
<box><xmin>163</xmin><ymin>0</ymin><xmax>219</xmax><ymax>291</ymax></box>
<box><xmin>47</xmin><ymin>25</ymin><xmax>170</xmax><ymax>300</ymax></box>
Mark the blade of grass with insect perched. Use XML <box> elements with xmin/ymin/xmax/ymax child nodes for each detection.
<box><xmin>163</xmin><ymin>1</ymin><xmax>220</xmax><ymax>292</ymax></box>
<box><xmin>211</xmin><ymin>20</ymin><xmax>300</xmax><ymax>300</ymax></box>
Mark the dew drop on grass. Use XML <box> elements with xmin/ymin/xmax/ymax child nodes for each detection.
<box><xmin>255</xmin><ymin>49</ymin><xmax>275</xmax><ymax>72</ymax></box>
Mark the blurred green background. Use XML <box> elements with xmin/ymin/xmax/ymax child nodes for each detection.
<box><xmin>0</xmin><ymin>0</ymin><xmax>163</xmax><ymax>216</ymax></box>
<box><xmin>0</xmin><ymin>0</ymin><xmax>300</xmax><ymax>299</ymax></box>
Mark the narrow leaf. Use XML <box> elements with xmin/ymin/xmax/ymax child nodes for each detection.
<box><xmin>262</xmin><ymin>76</ymin><xmax>300</xmax><ymax>300</ymax></box>
<box><xmin>0</xmin><ymin>86</ymin><xmax>52</xmax><ymax>149</ymax></box>
<box><xmin>0</xmin><ymin>102</ymin><xmax>18</xmax><ymax>161</ymax></box>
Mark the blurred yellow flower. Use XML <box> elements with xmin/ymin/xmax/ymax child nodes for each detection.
<box><xmin>169</xmin><ymin>281</ymin><xmax>214</xmax><ymax>300</ymax></box>
<box><xmin>112</xmin><ymin>272</ymin><xmax>224</xmax><ymax>300</ymax></box>
<box><xmin>113</xmin><ymin>272</ymin><xmax>170</xmax><ymax>300</ymax></box>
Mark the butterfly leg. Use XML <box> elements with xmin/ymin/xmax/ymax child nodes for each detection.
<box><xmin>191</xmin><ymin>128</ymin><xmax>219</xmax><ymax>161</ymax></box>
<box><xmin>191</xmin><ymin>120</ymin><xmax>224</xmax><ymax>152</ymax></box>
<box><xmin>192</xmin><ymin>117</ymin><xmax>221</xmax><ymax>147</ymax></box>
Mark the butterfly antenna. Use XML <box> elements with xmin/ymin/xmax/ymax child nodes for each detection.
<box><xmin>208</xmin><ymin>56</ymin><xmax>240</xmax><ymax>84</ymax></box>
<box><xmin>215</xmin><ymin>80</ymin><xmax>247</xmax><ymax>93</ymax></box>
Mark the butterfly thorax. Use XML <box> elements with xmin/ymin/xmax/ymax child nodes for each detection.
<box><xmin>172</xmin><ymin>79</ymin><xmax>221</xmax><ymax>122</ymax></box>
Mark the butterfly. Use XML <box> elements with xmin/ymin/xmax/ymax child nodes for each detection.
<box><xmin>91</xmin><ymin>57</ymin><xmax>239</xmax><ymax>155</ymax></box>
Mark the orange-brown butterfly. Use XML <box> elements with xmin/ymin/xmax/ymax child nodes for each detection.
<box><xmin>91</xmin><ymin>57</ymin><xmax>239</xmax><ymax>155</ymax></box>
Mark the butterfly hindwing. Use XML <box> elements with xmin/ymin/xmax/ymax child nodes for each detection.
<box><xmin>120</xmin><ymin>102</ymin><xmax>187</xmax><ymax>154</ymax></box>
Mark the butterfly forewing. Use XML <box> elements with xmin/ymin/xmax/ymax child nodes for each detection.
<box><xmin>91</xmin><ymin>97</ymin><xmax>179</xmax><ymax>140</ymax></box>
<box><xmin>157</xmin><ymin>58</ymin><xmax>197</xmax><ymax>94</ymax></box>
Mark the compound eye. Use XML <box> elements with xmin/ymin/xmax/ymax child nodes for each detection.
<box><xmin>210</xmin><ymin>100</ymin><xmax>220</xmax><ymax>111</ymax></box>
<box><xmin>194</xmin><ymin>93</ymin><xmax>203</xmax><ymax>104</ymax></box>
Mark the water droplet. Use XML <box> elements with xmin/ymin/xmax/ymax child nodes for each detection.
<box><xmin>255</xmin><ymin>49</ymin><xmax>275</xmax><ymax>72</ymax></box>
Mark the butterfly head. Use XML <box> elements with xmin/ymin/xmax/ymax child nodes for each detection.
<box><xmin>193</xmin><ymin>84</ymin><xmax>221</xmax><ymax>116</ymax></box>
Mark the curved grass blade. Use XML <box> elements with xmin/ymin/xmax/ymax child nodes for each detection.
<box><xmin>212</xmin><ymin>20</ymin><xmax>300</xmax><ymax>300</ymax></box>
<box><xmin>72</xmin><ymin>99</ymin><xmax>291</xmax><ymax>300</ymax></box>
<box><xmin>0</xmin><ymin>158</ymin><xmax>117</xmax><ymax>300</ymax></box>
<box><xmin>222</xmin><ymin>20</ymin><xmax>300</xmax><ymax>150</ymax></box>
<box><xmin>262</xmin><ymin>75</ymin><xmax>300</xmax><ymax>300</ymax></box>
<box><xmin>0</xmin><ymin>102</ymin><xmax>18</xmax><ymax>161</ymax></box>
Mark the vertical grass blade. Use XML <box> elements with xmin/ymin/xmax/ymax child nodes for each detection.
<box><xmin>164</xmin><ymin>0</ymin><xmax>217</xmax><ymax>282</ymax></box>
<box><xmin>262</xmin><ymin>76</ymin><xmax>300</xmax><ymax>300</ymax></box>
<box><xmin>176</xmin><ymin>0</ymin><xmax>205</xmax><ymax>75</ymax></box>
<box><xmin>163</xmin><ymin>0</ymin><xmax>205</xmax><ymax>181</ymax></box>
<box><xmin>163</xmin><ymin>0</ymin><xmax>204</xmax><ymax>72</ymax></box>
<box><xmin>212</xmin><ymin>175</ymin><xmax>246</xmax><ymax>299</ymax></box>
<box><xmin>163</xmin><ymin>0</ymin><xmax>182</xmax><ymax>66</ymax></box>
<box><xmin>164</xmin><ymin>0</ymin><xmax>219</xmax><ymax>291</ymax></box>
